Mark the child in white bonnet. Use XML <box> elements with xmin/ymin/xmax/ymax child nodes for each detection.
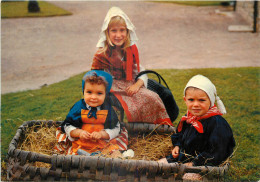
<box><xmin>159</xmin><ymin>74</ymin><xmax>235</xmax><ymax>168</ymax></box>
<box><xmin>91</xmin><ymin>7</ymin><xmax>172</xmax><ymax>125</ymax></box>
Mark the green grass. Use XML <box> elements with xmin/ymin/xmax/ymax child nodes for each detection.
<box><xmin>1</xmin><ymin>1</ymin><xmax>72</xmax><ymax>18</ymax></box>
<box><xmin>1</xmin><ymin>67</ymin><xmax>259</xmax><ymax>180</ymax></box>
<box><xmin>154</xmin><ymin>1</ymin><xmax>224</xmax><ymax>6</ymax></box>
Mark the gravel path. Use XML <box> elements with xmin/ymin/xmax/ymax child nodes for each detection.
<box><xmin>2</xmin><ymin>1</ymin><xmax>260</xmax><ymax>94</ymax></box>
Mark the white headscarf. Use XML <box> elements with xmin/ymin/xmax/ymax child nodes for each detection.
<box><xmin>184</xmin><ymin>75</ymin><xmax>227</xmax><ymax>114</ymax></box>
<box><xmin>96</xmin><ymin>6</ymin><xmax>138</xmax><ymax>48</ymax></box>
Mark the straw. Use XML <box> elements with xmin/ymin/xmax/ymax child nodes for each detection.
<box><xmin>19</xmin><ymin>123</ymin><xmax>57</xmax><ymax>168</ymax></box>
<box><xmin>128</xmin><ymin>132</ymin><xmax>173</xmax><ymax>161</ymax></box>
<box><xmin>19</xmin><ymin>124</ymin><xmax>174</xmax><ymax>167</ymax></box>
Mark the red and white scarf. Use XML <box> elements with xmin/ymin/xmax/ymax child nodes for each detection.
<box><xmin>177</xmin><ymin>105</ymin><xmax>222</xmax><ymax>133</ymax></box>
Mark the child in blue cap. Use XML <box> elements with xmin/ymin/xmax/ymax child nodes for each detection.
<box><xmin>58</xmin><ymin>70</ymin><xmax>128</xmax><ymax>156</ymax></box>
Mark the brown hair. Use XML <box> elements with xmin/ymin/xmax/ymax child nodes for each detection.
<box><xmin>98</xmin><ymin>16</ymin><xmax>131</xmax><ymax>56</ymax></box>
<box><xmin>84</xmin><ymin>73</ymin><xmax>108</xmax><ymax>89</ymax></box>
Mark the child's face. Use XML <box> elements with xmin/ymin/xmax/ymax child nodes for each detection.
<box><xmin>84</xmin><ymin>82</ymin><xmax>106</xmax><ymax>108</ymax></box>
<box><xmin>184</xmin><ymin>88</ymin><xmax>211</xmax><ymax>117</ymax></box>
<box><xmin>108</xmin><ymin>24</ymin><xmax>127</xmax><ymax>47</ymax></box>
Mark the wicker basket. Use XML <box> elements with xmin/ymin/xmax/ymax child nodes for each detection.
<box><xmin>7</xmin><ymin>120</ymin><xmax>229</xmax><ymax>181</ymax></box>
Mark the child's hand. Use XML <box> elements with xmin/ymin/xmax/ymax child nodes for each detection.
<box><xmin>126</xmin><ymin>84</ymin><xmax>139</xmax><ymax>96</ymax></box>
<box><xmin>79</xmin><ymin>130</ymin><xmax>90</xmax><ymax>141</ymax></box>
<box><xmin>172</xmin><ymin>146</ymin><xmax>180</xmax><ymax>158</ymax></box>
<box><xmin>126</xmin><ymin>80</ymin><xmax>144</xmax><ymax>96</ymax></box>
<box><xmin>90</xmin><ymin>131</ymin><xmax>102</xmax><ymax>140</ymax></box>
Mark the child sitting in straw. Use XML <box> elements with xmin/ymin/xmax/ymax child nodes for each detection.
<box><xmin>56</xmin><ymin>70</ymin><xmax>128</xmax><ymax>157</ymax></box>
<box><xmin>159</xmin><ymin>75</ymin><xmax>235</xmax><ymax>167</ymax></box>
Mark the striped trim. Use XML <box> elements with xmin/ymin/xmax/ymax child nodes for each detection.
<box><xmin>54</xmin><ymin>126</ymin><xmax>129</xmax><ymax>154</ymax></box>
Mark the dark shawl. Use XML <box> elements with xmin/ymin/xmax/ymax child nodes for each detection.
<box><xmin>170</xmin><ymin>115</ymin><xmax>235</xmax><ymax>166</ymax></box>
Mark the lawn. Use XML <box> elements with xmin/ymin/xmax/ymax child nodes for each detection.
<box><xmin>155</xmin><ymin>1</ymin><xmax>227</xmax><ymax>6</ymax></box>
<box><xmin>1</xmin><ymin>67</ymin><xmax>259</xmax><ymax>181</ymax></box>
<box><xmin>1</xmin><ymin>1</ymin><xmax>72</xmax><ymax>18</ymax></box>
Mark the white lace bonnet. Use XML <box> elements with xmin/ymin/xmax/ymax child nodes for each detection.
<box><xmin>96</xmin><ymin>6</ymin><xmax>138</xmax><ymax>48</ymax></box>
<box><xmin>184</xmin><ymin>74</ymin><xmax>227</xmax><ymax>114</ymax></box>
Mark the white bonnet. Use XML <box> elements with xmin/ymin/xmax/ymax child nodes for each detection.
<box><xmin>96</xmin><ymin>6</ymin><xmax>138</xmax><ymax>48</ymax></box>
<box><xmin>184</xmin><ymin>74</ymin><xmax>226</xmax><ymax>114</ymax></box>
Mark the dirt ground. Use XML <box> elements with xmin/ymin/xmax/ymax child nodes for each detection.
<box><xmin>1</xmin><ymin>1</ymin><xmax>260</xmax><ymax>94</ymax></box>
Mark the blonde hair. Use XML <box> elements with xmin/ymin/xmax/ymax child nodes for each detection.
<box><xmin>98</xmin><ymin>16</ymin><xmax>131</xmax><ymax>56</ymax></box>
<box><xmin>185</xmin><ymin>87</ymin><xmax>202</xmax><ymax>96</ymax></box>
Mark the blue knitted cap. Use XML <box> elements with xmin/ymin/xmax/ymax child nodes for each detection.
<box><xmin>82</xmin><ymin>70</ymin><xmax>113</xmax><ymax>93</ymax></box>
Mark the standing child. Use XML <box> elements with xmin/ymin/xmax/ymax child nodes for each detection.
<box><xmin>159</xmin><ymin>75</ymin><xmax>235</xmax><ymax>167</ymax></box>
<box><xmin>58</xmin><ymin>70</ymin><xmax>128</xmax><ymax>156</ymax></box>
<box><xmin>91</xmin><ymin>7</ymin><xmax>172</xmax><ymax>125</ymax></box>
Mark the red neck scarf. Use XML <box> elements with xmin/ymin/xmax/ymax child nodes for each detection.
<box><xmin>177</xmin><ymin>105</ymin><xmax>222</xmax><ymax>133</ymax></box>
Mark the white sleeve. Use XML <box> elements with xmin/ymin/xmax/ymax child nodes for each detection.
<box><xmin>64</xmin><ymin>125</ymin><xmax>78</xmax><ymax>141</ymax></box>
<box><xmin>136</xmin><ymin>64</ymin><xmax>148</xmax><ymax>88</ymax></box>
<box><xmin>104</xmin><ymin>122</ymin><xmax>120</xmax><ymax>140</ymax></box>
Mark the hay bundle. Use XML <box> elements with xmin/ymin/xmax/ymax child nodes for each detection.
<box><xmin>19</xmin><ymin>124</ymin><xmax>173</xmax><ymax>167</ymax></box>
<box><xmin>19</xmin><ymin>123</ymin><xmax>57</xmax><ymax>155</ymax></box>
<box><xmin>19</xmin><ymin>123</ymin><xmax>57</xmax><ymax>168</ymax></box>
<box><xmin>128</xmin><ymin>133</ymin><xmax>173</xmax><ymax>161</ymax></box>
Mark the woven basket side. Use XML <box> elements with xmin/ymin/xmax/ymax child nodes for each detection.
<box><xmin>7</xmin><ymin>120</ymin><xmax>229</xmax><ymax>181</ymax></box>
<box><xmin>8</xmin><ymin>152</ymin><xmax>229</xmax><ymax>181</ymax></box>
